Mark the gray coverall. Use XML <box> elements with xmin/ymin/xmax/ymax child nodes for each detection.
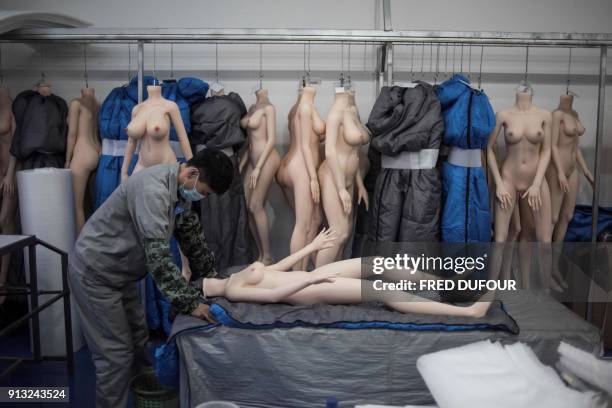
<box><xmin>68</xmin><ymin>163</ymin><xmax>216</xmax><ymax>408</ymax></box>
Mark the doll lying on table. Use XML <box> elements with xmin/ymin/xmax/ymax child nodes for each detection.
<box><xmin>196</xmin><ymin>229</ymin><xmax>492</xmax><ymax>318</ymax></box>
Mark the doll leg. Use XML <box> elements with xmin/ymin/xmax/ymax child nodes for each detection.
<box><xmin>290</xmin><ymin>170</ymin><xmax>316</xmax><ymax>271</ymax></box>
<box><xmin>494</xmin><ymin>181</ymin><xmax>518</xmax><ymax>243</ymax></box>
<box><xmin>243</xmin><ymin>163</ymin><xmax>263</xmax><ymax>261</ymax></box>
<box><xmin>71</xmin><ymin>162</ymin><xmax>93</xmax><ymax>235</ymax></box>
<box><xmin>315</xmin><ymin>171</ymin><xmax>351</xmax><ymax>267</ymax></box>
<box><xmin>547</xmin><ymin>166</ymin><xmax>565</xmax><ymax>226</ymax></box>
<box><xmin>247</xmin><ymin>152</ymin><xmax>280</xmax><ymax>265</ymax></box>
<box><xmin>553</xmin><ymin>170</ymin><xmax>578</xmax><ymax>243</ymax></box>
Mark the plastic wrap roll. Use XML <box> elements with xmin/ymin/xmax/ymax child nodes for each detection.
<box><xmin>17</xmin><ymin>168</ymin><xmax>84</xmax><ymax>356</ymax></box>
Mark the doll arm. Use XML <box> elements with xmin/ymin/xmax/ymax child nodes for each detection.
<box><xmin>169</xmin><ymin>103</ymin><xmax>193</xmax><ymax>160</ymax></box>
<box><xmin>298</xmin><ymin>104</ymin><xmax>320</xmax><ymax>202</ymax></box>
<box><xmin>550</xmin><ymin>111</ymin><xmax>565</xmax><ymax>176</ymax></box>
<box><xmin>268</xmin><ymin>228</ymin><xmax>337</xmax><ymax>271</ymax></box>
<box><xmin>121</xmin><ymin>137</ymin><xmax>137</xmax><ymax>182</ymax></box>
<box><xmin>486</xmin><ymin>112</ymin><xmax>505</xmax><ymax>189</ymax></box>
<box><xmin>576</xmin><ymin>148</ymin><xmax>594</xmax><ymax>186</ymax></box>
<box><xmin>532</xmin><ymin>112</ymin><xmax>552</xmax><ymax>189</ymax></box>
<box><xmin>253</xmin><ymin>105</ymin><xmax>276</xmax><ymax>174</ymax></box>
<box><xmin>65</xmin><ymin>100</ymin><xmax>80</xmax><ymax>168</ymax></box>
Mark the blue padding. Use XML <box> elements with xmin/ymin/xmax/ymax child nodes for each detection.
<box><xmin>209</xmin><ymin>302</ymin><xmax>516</xmax><ymax>334</ymax></box>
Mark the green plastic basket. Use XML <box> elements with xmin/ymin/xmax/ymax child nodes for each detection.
<box><xmin>130</xmin><ymin>369</ymin><xmax>179</xmax><ymax>408</ymax></box>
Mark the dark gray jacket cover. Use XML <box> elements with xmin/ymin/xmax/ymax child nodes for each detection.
<box><xmin>363</xmin><ymin>82</ymin><xmax>443</xmax><ymax>244</ymax></box>
<box><xmin>189</xmin><ymin>92</ymin><xmax>253</xmax><ymax>269</ymax></box>
<box><xmin>11</xmin><ymin>90</ymin><xmax>68</xmax><ymax>169</ymax></box>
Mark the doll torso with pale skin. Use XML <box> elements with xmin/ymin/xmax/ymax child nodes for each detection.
<box><xmin>67</xmin><ymin>88</ymin><xmax>100</xmax><ymax>172</ymax></box>
<box><xmin>244</xmin><ymin>90</ymin><xmax>279</xmax><ymax>172</ymax></box>
<box><xmin>123</xmin><ymin>85</ymin><xmax>193</xmax><ymax>178</ymax></box>
<box><xmin>315</xmin><ymin>91</ymin><xmax>370</xmax><ymax>266</ymax></box>
<box><xmin>498</xmin><ymin>104</ymin><xmax>550</xmax><ymax>192</ymax></box>
<box><xmin>553</xmin><ymin>99</ymin><xmax>585</xmax><ymax>178</ymax></box>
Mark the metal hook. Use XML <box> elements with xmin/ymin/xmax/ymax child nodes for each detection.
<box><xmin>258</xmin><ymin>43</ymin><xmax>263</xmax><ymax>89</ymax></box>
<box><xmin>152</xmin><ymin>42</ymin><xmax>157</xmax><ymax>85</ymax></box>
<box><xmin>524</xmin><ymin>45</ymin><xmax>529</xmax><ymax>82</ymax></box>
<box><xmin>215</xmin><ymin>43</ymin><xmax>219</xmax><ymax>84</ymax></box>
<box><xmin>170</xmin><ymin>43</ymin><xmax>174</xmax><ymax>79</ymax></box>
<box><xmin>420</xmin><ymin>42</ymin><xmax>425</xmax><ymax>77</ymax></box>
<box><xmin>459</xmin><ymin>44</ymin><xmax>464</xmax><ymax>74</ymax></box>
<box><xmin>429</xmin><ymin>42</ymin><xmax>433</xmax><ymax>79</ymax></box>
<box><xmin>347</xmin><ymin>43</ymin><xmax>352</xmax><ymax>87</ymax></box>
<box><xmin>566</xmin><ymin>47</ymin><xmax>572</xmax><ymax>94</ymax></box>
<box><xmin>434</xmin><ymin>43</ymin><xmax>440</xmax><ymax>85</ymax></box>
<box><xmin>127</xmin><ymin>43</ymin><xmax>131</xmax><ymax>83</ymax></box>
<box><xmin>307</xmin><ymin>41</ymin><xmax>311</xmax><ymax>78</ymax></box>
<box><xmin>83</xmin><ymin>44</ymin><xmax>89</xmax><ymax>88</ymax></box>
<box><xmin>477</xmin><ymin>45</ymin><xmax>484</xmax><ymax>90</ymax></box>
<box><xmin>444</xmin><ymin>43</ymin><xmax>449</xmax><ymax>78</ymax></box>
<box><xmin>363</xmin><ymin>42</ymin><xmax>367</xmax><ymax>74</ymax></box>
<box><xmin>40</xmin><ymin>46</ymin><xmax>46</xmax><ymax>83</ymax></box>
<box><xmin>410</xmin><ymin>43</ymin><xmax>415</xmax><ymax>81</ymax></box>
<box><xmin>467</xmin><ymin>44</ymin><xmax>472</xmax><ymax>80</ymax></box>
<box><xmin>339</xmin><ymin>41</ymin><xmax>345</xmax><ymax>86</ymax></box>
<box><xmin>452</xmin><ymin>43</ymin><xmax>456</xmax><ymax>75</ymax></box>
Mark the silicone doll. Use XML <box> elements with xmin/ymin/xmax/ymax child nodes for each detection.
<box><xmin>276</xmin><ymin>86</ymin><xmax>326</xmax><ymax>270</ymax></box>
<box><xmin>487</xmin><ymin>90</ymin><xmax>553</xmax><ymax>243</ymax></box>
<box><xmin>64</xmin><ymin>87</ymin><xmax>101</xmax><ymax>234</ymax></box>
<box><xmin>239</xmin><ymin>88</ymin><xmax>281</xmax><ymax>265</ymax></box>
<box><xmin>546</xmin><ymin>93</ymin><xmax>593</xmax><ymax>242</ymax></box>
<box><xmin>315</xmin><ymin>89</ymin><xmax>370</xmax><ymax>266</ymax></box>
<box><xmin>0</xmin><ymin>87</ymin><xmax>17</xmax><ymax>304</ymax></box>
<box><xmin>121</xmin><ymin>84</ymin><xmax>193</xmax><ymax>181</ymax></box>
<box><xmin>200</xmin><ymin>228</ymin><xmax>492</xmax><ymax>318</ymax></box>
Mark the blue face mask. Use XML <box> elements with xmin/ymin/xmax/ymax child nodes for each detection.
<box><xmin>179</xmin><ymin>171</ymin><xmax>205</xmax><ymax>201</ymax></box>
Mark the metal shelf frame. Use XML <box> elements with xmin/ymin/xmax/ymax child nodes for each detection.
<box><xmin>0</xmin><ymin>4</ymin><xmax>609</xmax><ymax>239</ymax></box>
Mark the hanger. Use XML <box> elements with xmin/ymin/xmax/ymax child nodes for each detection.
<box><xmin>210</xmin><ymin>43</ymin><xmax>225</xmax><ymax>95</ymax></box>
<box><xmin>565</xmin><ymin>47</ymin><xmax>579</xmax><ymax>98</ymax></box>
<box><xmin>82</xmin><ymin>44</ymin><xmax>89</xmax><ymax>89</ymax></box>
<box><xmin>516</xmin><ymin>45</ymin><xmax>534</xmax><ymax>95</ymax></box>
<box><xmin>252</xmin><ymin>43</ymin><xmax>264</xmax><ymax>94</ymax></box>
<box><xmin>163</xmin><ymin>43</ymin><xmax>177</xmax><ymax>84</ymax></box>
<box><xmin>35</xmin><ymin>46</ymin><xmax>52</xmax><ymax>94</ymax></box>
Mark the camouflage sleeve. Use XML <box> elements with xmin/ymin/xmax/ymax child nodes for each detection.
<box><xmin>174</xmin><ymin>209</ymin><xmax>217</xmax><ymax>280</ymax></box>
<box><xmin>144</xmin><ymin>238</ymin><xmax>202</xmax><ymax>314</ymax></box>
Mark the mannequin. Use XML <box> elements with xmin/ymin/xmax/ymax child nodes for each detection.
<box><xmin>487</xmin><ymin>90</ymin><xmax>553</xmax><ymax>243</ymax></box>
<box><xmin>315</xmin><ymin>90</ymin><xmax>370</xmax><ymax>266</ymax></box>
<box><xmin>0</xmin><ymin>87</ymin><xmax>17</xmax><ymax>304</ymax></box>
<box><xmin>546</xmin><ymin>94</ymin><xmax>593</xmax><ymax>242</ymax></box>
<box><xmin>123</xmin><ymin>84</ymin><xmax>194</xmax><ymax>276</ymax></box>
<box><xmin>239</xmin><ymin>88</ymin><xmax>281</xmax><ymax>264</ymax></box>
<box><xmin>201</xmin><ymin>229</ymin><xmax>492</xmax><ymax>318</ymax></box>
<box><xmin>276</xmin><ymin>86</ymin><xmax>326</xmax><ymax>270</ymax></box>
<box><xmin>65</xmin><ymin>87</ymin><xmax>101</xmax><ymax>234</ymax></box>
<box><xmin>121</xmin><ymin>84</ymin><xmax>193</xmax><ymax>181</ymax></box>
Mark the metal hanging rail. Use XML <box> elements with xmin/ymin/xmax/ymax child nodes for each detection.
<box><xmin>2</xmin><ymin>28</ymin><xmax>612</xmax><ymax>46</ymax></box>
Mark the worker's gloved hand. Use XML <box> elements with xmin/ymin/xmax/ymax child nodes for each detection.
<box><xmin>190</xmin><ymin>303</ymin><xmax>217</xmax><ymax>323</ymax></box>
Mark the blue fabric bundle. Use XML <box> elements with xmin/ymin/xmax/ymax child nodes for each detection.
<box><xmin>437</xmin><ymin>75</ymin><xmax>495</xmax><ymax>242</ymax></box>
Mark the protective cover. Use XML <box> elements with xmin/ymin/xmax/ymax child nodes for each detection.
<box><xmin>436</xmin><ymin>75</ymin><xmax>495</xmax><ymax>242</ymax></box>
<box><xmin>364</xmin><ymin>83</ymin><xmax>443</xmax><ymax>243</ymax></box>
<box><xmin>189</xmin><ymin>92</ymin><xmax>247</xmax><ymax>150</ymax></box>
<box><xmin>10</xmin><ymin>90</ymin><xmax>68</xmax><ymax>169</ymax></box>
<box><xmin>95</xmin><ymin>76</ymin><xmax>208</xmax><ymax>208</ymax></box>
<box><xmin>566</xmin><ymin>205</ymin><xmax>612</xmax><ymax>242</ymax></box>
<box><xmin>189</xmin><ymin>93</ymin><xmax>253</xmax><ymax>270</ymax></box>
<box><xmin>162</xmin><ymin>290</ymin><xmax>600</xmax><ymax>407</ymax></box>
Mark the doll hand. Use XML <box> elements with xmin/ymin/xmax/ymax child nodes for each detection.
<box><xmin>496</xmin><ymin>186</ymin><xmax>512</xmax><ymax>210</ymax></box>
<box><xmin>310</xmin><ymin>179</ymin><xmax>320</xmax><ymax>203</ymax></box>
<box><xmin>0</xmin><ymin>176</ymin><xmax>15</xmax><ymax>197</ymax></box>
<box><xmin>356</xmin><ymin>183</ymin><xmax>369</xmax><ymax>211</ymax></box>
<box><xmin>522</xmin><ymin>184</ymin><xmax>542</xmax><ymax>212</ymax></box>
<box><xmin>310</xmin><ymin>227</ymin><xmax>338</xmax><ymax>251</ymax></box>
<box><xmin>339</xmin><ymin>188</ymin><xmax>352</xmax><ymax>214</ymax></box>
<box><xmin>190</xmin><ymin>303</ymin><xmax>217</xmax><ymax>323</ymax></box>
<box><xmin>250</xmin><ymin>167</ymin><xmax>261</xmax><ymax>189</ymax></box>
<box><xmin>558</xmin><ymin>173</ymin><xmax>569</xmax><ymax>193</ymax></box>
<box><xmin>309</xmin><ymin>272</ymin><xmax>340</xmax><ymax>285</ymax></box>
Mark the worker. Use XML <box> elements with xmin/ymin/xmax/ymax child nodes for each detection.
<box><xmin>68</xmin><ymin>149</ymin><xmax>233</xmax><ymax>408</ymax></box>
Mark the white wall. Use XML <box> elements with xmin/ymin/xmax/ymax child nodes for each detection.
<box><xmin>1</xmin><ymin>0</ymin><xmax>611</xmax><ymax>257</ymax></box>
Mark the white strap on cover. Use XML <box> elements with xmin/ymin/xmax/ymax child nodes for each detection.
<box><xmin>381</xmin><ymin>149</ymin><xmax>439</xmax><ymax>170</ymax></box>
<box><xmin>447</xmin><ymin>147</ymin><xmax>483</xmax><ymax>168</ymax></box>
